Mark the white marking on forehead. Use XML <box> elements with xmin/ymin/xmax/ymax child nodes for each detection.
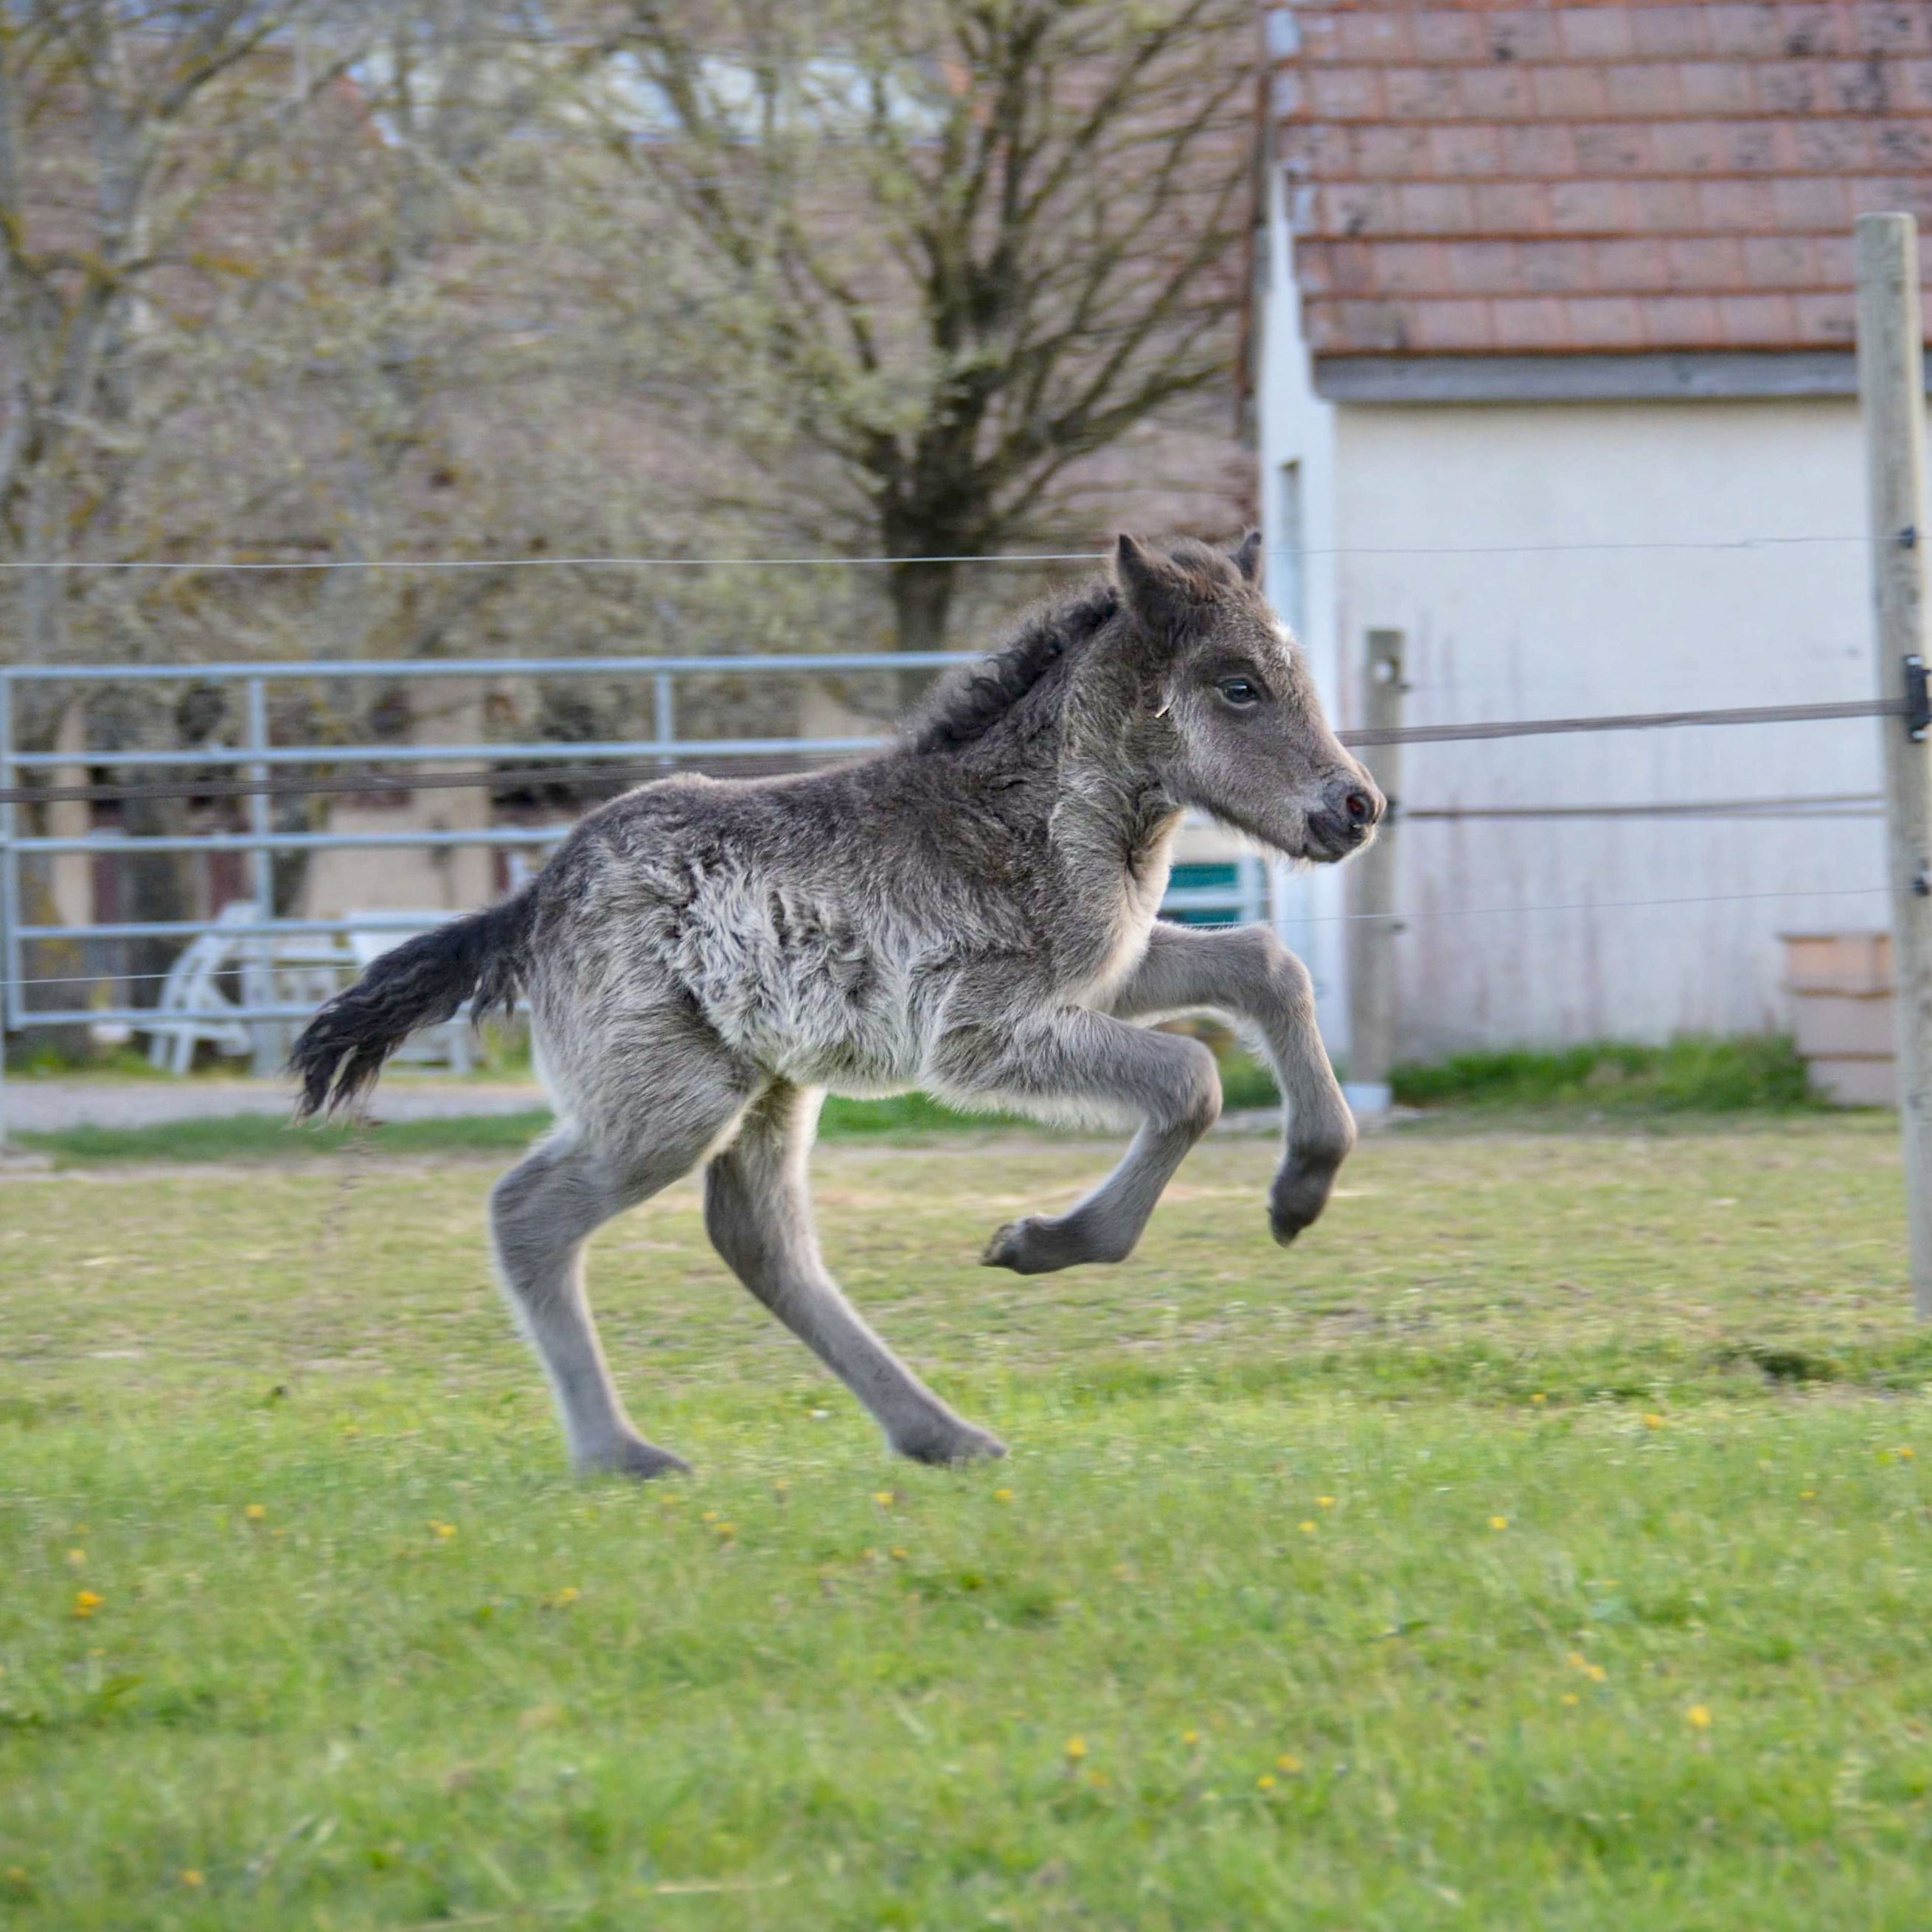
<box><xmin>1270</xmin><ymin>619</ymin><xmax>1298</xmax><ymax>661</ymax></box>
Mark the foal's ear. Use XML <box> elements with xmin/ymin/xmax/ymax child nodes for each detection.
<box><xmin>1113</xmin><ymin>533</ymin><xmax>1189</xmax><ymax>637</ymax></box>
<box><xmin>1229</xmin><ymin>529</ymin><xmax>1263</xmax><ymax>585</ymax></box>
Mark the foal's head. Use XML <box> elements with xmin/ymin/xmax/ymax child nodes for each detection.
<box><xmin>1111</xmin><ymin>533</ymin><xmax>1383</xmax><ymax>864</ymax></box>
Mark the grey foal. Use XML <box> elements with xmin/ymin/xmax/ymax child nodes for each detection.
<box><xmin>291</xmin><ymin>534</ymin><xmax>1382</xmax><ymax>1475</ymax></box>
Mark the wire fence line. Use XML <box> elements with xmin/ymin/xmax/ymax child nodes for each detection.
<box><xmin>1343</xmin><ymin>694</ymin><xmax>1903</xmax><ymax>748</ymax></box>
<box><xmin>0</xmin><ymin>531</ymin><xmax>1874</xmax><ymax>572</ymax></box>
<box><xmin>1403</xmin><ymin>794</ymin><xmax>1883</xmax><ymax>822</ymax></box>
<box><xmin>0</xmin><ymin>695</ymin><xmax>1905</xmax><ymax>812</ymax></box>
<box><xmin>0</xmin><ymin>551</ymin><xmax>1107</xmax><ymax>573</ymax></box>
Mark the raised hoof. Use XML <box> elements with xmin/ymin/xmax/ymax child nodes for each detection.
<box><xmin>981</xmin><ymin>1217</ymin><xmax>1051</xmax><ymax>1273</ymax></box>
<box><xmin>1269</xmin><ymin>1158</ymin><xmax>1340</xmax><ymax>1247</ymax></box>
<box><xmin>981</xmin><ymin>1216</ymin><xmax>1123</xmax><ymax>1275</ymax></box>
<box><xmin>578</xmin><ymin>1434</ymin><xmax>692</xmax><ymax>1481</ymax></box>
<box><xmin>892</xmin><ymin>1421</ymin><xmax>1008</xmax><ymax>1466</ymax></box>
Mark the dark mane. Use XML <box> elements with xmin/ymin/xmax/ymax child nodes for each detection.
<box><xmin>903</xmin><ymin>580</ymin><xmax>1119</xmax><ymax>755</ymax></box>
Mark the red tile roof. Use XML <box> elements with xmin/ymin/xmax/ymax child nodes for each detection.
<box><xmin>1276</xmin><ymin>1</ymin><xmax>1932</xmax><ymax>356</ymax></box>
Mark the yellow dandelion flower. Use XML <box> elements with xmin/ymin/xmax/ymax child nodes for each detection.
<box><xmin>993</xmin><ymin>1488</ymin><xmax>1014</xmax><ymax>1502</ymax></box>
<box><xmin>1063</xmin><ymin>1736</ymin><xmax>1087</xmax><ymax>1760</ymax></box>
<box><xmin>1256</xmin><ymin>1773</ymin><xmax>1276</xmax><ymax>1790</ymax></box>
<box><xmin>1490</xmin><ymin>1515</ymin><xmax>1509</xmax><ymax>1531</ymax></box>
<box><xmin>1299</xmin><ymin>1520</ymin><xmax>1316</xmax><ymax>1534</ymax></box>
<box><xmin>66</xmin><ymin>1549</ymin><xmax>84</xmax><ymax>1566</ymax></box>
<box><xmin>179</xmin><ymin>1869</ymin><xmax>204</xmax><ymax>1888</ymax></box>
<box><xmin>1182</xmin><ymin>1728</ymin><xmax>1200</xmax><ymax>1745</ymax></box>
<box><xmin>544</xmin><ymin>1585</ymin><xmax>580</xmax><ymax>1608</ymax></box>
<box><xmin>889</xmin><ymin>1546</ymin><xmax>908</xmax><ymax>1560</ymax></box>
<box><xmin>715</xmin><ymin>1521</ymin><xmax>736</xmax><ymax>1537</ymax></box>
<box><xmin>1800</xmin><ymin>1489</ymin><xmax>1816</xmax><ymax>1500</ymax></box>
<box><xmin>872</xmin><ymin>1490</ymin><xmax>895</xmax><ymax>1507</ymax></box>
<box><xmin>1560</xmin><ymin>1692</ymin><xmax>1580</xmax><ymax>1706</ymax></box>
<box><xmin>1531</xmin><ymin>1392</ymin><xmax>1547</xmax><ymax>1405</ymax></box>
<box><xmin>243</xmin><ymin>1504</ymin><xmax>265</xmax><ymax>1521</ymax></box>
<box><xmin>1584</xmin><ymin>1664</ymin><xmax>1607</xmax><ymax>1683</ymax></box>
<box><xmin>1566</xmin><ymin>1650</ymin><xmax>1588</xmax><ymax>1669</ymax></box>
<box><xmin>1316</xmin><ymin>1495</ymin><xmax>1335</xmax><ymax>1509</ymax></box>
<box><xmin>701</xmin><ymin>1509</ymin><xmax>719</xmax><ymax>1523</ymax></box>
<box><xmin>1643</xmin><ymin>1414</ymin><xmax>1665</xmax><ymax>1430</ymax></box>
<box><xmin>1276</xmin><ymin>1754</ymin><xmax>1302</xmax><ymax>1773</ymax></box>
<box><xmin>1898</xmin><ymin>1445</ymin><xmax>1916</xmax><ymax>1459</ymax></box>
<box><xmin>1686</xmin><ymin>1704</ymin><xmax>1712</xmax><ymax>1729</ymax></box>
<box><xmin>72</xmin><ymin>1589</ymin><xmax>102</xmax><ymax>1619</ymax></box>
<box><xmin>431</xmin><ymin>1521</ymin><xmax>456</xmax><ymax>1540</ymax></box>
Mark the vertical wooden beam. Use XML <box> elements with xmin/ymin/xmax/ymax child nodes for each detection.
<box><xmin>1344</xmin><ymin>628</ymin><xmax>1404</xmax><ymax>1116</ymax></box>
<box><xmin>1855</xmin><ymin>212</ymin><xmax>1932</xmax><ymax>1320</ymax></box>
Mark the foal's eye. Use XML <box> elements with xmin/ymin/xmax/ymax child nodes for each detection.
<box><xmin>1216</xmin><ymin>676</ymin><xmax>1262</xmax><ymax>709</ymax></box>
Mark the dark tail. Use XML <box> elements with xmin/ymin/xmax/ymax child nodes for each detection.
<box><xmin>289</xmin><ymin>891</ymin><xmax>536</xmax><ymax>1119</ymax></box>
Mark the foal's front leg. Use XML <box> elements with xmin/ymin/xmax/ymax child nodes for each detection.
<box><xmin>937</xmin><ymin>1006</ymin><xmax>1223</xmax><ymax>1274</ymax></box>
<box><xmin>1105</xmin><ymin>922</ymin><xmax>1355</xmax><ymax>1245</ymax></box>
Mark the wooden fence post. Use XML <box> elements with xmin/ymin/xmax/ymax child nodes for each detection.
<box><xmin>1855</xmin><ymin>212</ymin><xmax>1932</xmax><ymax>1321</ymax></box>
<box><xmin>1344</xmin><ymin>628</ymin><xmax>1404</xmax><ymax>1116</ymax></box>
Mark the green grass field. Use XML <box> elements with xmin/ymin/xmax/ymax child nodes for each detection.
<box><xmin>3</xmin><ymin>1113</ymin><xmax>1930</xmax><ymax>1928</ymax></box>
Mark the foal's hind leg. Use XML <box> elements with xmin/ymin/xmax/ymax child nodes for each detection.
<box><xmin>704</xmin><ymin>1081</ymin><xmax>1005</xmax><ymax>1464</ymax></box>
<box><xmin>490</xmin><ymin>1057</ymin><xmax>753</xmax><ymax>1477</ymax></box>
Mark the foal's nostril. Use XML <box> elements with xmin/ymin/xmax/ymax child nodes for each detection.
<box><xmin>1344</xmin><ymin>789</ymin><xmax>1377</xmax><ymax>827</ymax></box>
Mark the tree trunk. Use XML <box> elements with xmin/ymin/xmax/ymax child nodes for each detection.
<box><xmin>886</xmin><ymin>556</ymin><xmax>958</xmax><ymax>709</ymax></box>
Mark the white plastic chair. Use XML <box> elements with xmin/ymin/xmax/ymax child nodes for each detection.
<box><xmin>142</xmin><ymin>901</ymin><xmax>260</xmax><ymax>1074</ymax></box>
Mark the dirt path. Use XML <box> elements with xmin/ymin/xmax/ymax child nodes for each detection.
<box><xmin>0</xmin><ymin>1077</ymin><xmax>547</xmax><ymax>1133</ymax></box>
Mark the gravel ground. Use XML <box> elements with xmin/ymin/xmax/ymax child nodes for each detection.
<box><xmin>0</xmin><ymin>1077</ymin><xmax>549</xmax><ymax>1133</ymax></box>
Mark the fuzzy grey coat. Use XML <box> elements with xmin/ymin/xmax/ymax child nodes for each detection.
<box><xmin>291</xmin><ymin>535</ymin><xmax>1382</xmax><ymax>1474</ymax></box>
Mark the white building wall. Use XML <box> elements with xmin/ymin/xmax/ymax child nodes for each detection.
<box><xmin>1257</xmin><ymin>161</ymin><xmax>1354</xmax><ymax>1062</ymax></box>
<box><xmin>1332</xmin><ymin>398</ymin><xmax>1888</xmax><ymax>1053</ymax></box>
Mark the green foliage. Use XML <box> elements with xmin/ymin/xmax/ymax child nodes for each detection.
<box><xmin>1392</xmin><ymin>1033</ymin><xmax>1824</xmax><ymax>1113</ymax></box>
<box><xmin>819</xmin><ymin>1092</ymin><xmax>1025</xmax><ymax>1136</ymax></box>
<box><xmin>18</xmin><ymin>1113</ymin><xmax>559</xmax><ymax>1165</ymax></box>
<box><xmin>18</xmin><ymin>1095</ymin><xmax>1018</xmax><ymax>1166</ymax></box>
<box><xmin>1214</xmin><ymin>1049</ymin><xmax>1282</xmax><ymax>1111</ymax></box>
<box><xmin>1</xmin><ymin>1120</ymin><xmax>1928</xmax><ymax>1924</ymax></box>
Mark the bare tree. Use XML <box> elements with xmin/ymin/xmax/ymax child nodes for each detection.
<box><xmin>0</xmin><ymin>3</ymin><xmax>381</xmax><ymax>659</ymax></box>
<box><xmin>602</xmin><ymin>0</ymin><xmax>1257</xmax><ymax>653</ymax></box>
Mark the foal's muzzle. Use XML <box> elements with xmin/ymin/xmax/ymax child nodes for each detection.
<box><xmin>1305</xmin><ymin>774</ymin><xmax>1386</xmax><ymax>860</ymax></box>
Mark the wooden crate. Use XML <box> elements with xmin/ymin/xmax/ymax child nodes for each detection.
<box><xmin>1780</xmin><ymin>931</ymin><xmax>1896</xmax><ymax>1105</ymax></box>
<box><xmin>1780</xmin><ymin>931</ymin><xmax>1893</xmax><ymax>995</ymax></box>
